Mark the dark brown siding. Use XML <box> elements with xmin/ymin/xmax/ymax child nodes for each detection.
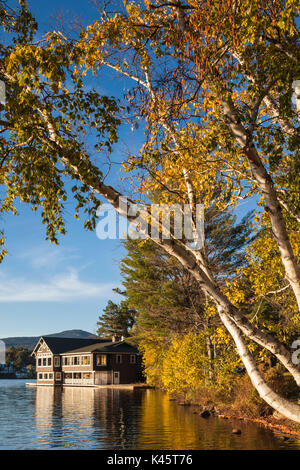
<box><xmin>110</xmin><ymin>354</ymin><xmax>143</xmax><ymax>384</ymax></box>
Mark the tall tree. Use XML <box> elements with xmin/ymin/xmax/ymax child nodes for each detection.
<box><xmin>97</xmin><ymin>298</ymin><xmax>136</xmax><ymax>338</ymax></box>
<box><xmin>120</xmin><ymin>204</ymin><xmax>253</xmax><ymax>382</ymax></box>
<box><xmin>1</xmin><ymin>1</ymin><xmax>300</xmax><ymax>421</ymax></box>
<box><xmin>120</xmin><ymin>205</ymin><xmax>252</xmax><ymax>336</ymax></box>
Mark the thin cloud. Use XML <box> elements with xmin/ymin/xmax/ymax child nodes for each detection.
<box><xmin>0</xmin><ymin>269</ymin><xmax>117</xmax><ymax>302</ymax></box>
<box><xmin>19</xmin><ymin>245</ymin><xmax>80</xmax><ymax>270</ymax></box>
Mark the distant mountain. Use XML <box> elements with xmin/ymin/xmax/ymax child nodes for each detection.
<box><xmin>1</xmin><ymin>329</ymin><xmax>98</xmax><ymax>351</ymax></box>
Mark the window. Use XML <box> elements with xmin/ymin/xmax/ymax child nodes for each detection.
<box><xmin>74</xmin><ymin>372</ymin><xmax>82</xmax><ymax>379</ymax></box>
<box><xmin>96</xmin><ymin>354</ymin><xmax>107</xmax><ymax>366</ymax></box>
<box><xmin>63</xmin><ymin>356</ymin><xmax>70</xmax><ymax>366</ymax></box>
<box><xmin>73</xmin><ymin>356</ymin><xmax>79</xmax><ymax>366</ymax></box>
<box><xmin>81</xmin><ymin>356</ymin><xmax>90</xmax><ymax>365</ymax></box>
<box><xmin>55</xmin><ymin>372</ymin><xmax>61</xmax><ymax>381</ymax></box>
<box><xmin>54</xmin><ymin>356</ymin><xmax>60</xmax><ymax>367</ymax></box>
<box><xmin>38</xmin><ymin>356</ymin><xmax>53</xmax><ymax>367</ymax></box>
<box><xmin>38</xmin><ymin>372</ymin><xmax>55</xmax><ymax>380</ymax></box>
<box><xmin>130</xmin><ymin>355</ymin><xmax>136</xmax><ymax>364</ymax></box>
<box><xmin>83</xmin><ymin>373</ymin><xmax>92</xmax><ymax>380</ymax></box>
<box><xmin>116</xmin><ymin>355</ymin><xmax>122</xmax><ymax>364</ymax></box>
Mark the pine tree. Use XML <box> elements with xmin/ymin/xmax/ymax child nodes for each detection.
<box><xmin>96</xmin><ymin>298</ymin><xmax>136</xmax><ymax>339</ymax></box>
<box><xmin>120</xmin><ymin>205</ymin><xmax>253</xmax><ymax>339</ymax></box>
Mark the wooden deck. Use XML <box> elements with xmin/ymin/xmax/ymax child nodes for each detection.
<box><xmin>26</xmin><ymin>382</ymin><xmax>152</xmax><ymax>390</ymax></box>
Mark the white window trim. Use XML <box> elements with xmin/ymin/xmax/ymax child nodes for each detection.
<box><xmin>116</xmin><ymin>354</ymin><xmax>122</xmax><ymax>364</ymax></box>
<box><xmin>81</xmin><ymin>355</ymin><xmax>91</xmax><ymax>366</ymax></box>
<box><xmin>37</xmin><ymin>355</ymin><xmax>52</xmax><ymax>367</ymax></box>
<box><xmin>38</xmin><ymin>372</ymin><xmax>54</xmax><ymax>380</ymax></box>
<box><xmin>54</xmin><ymin>356</ymin><xmax>60</xmax><ymax>367</ymax></box>
<box><xmin>62</xmin><ymin>354</ymin><xmax>92</xmax><ymax>366</ymax></box>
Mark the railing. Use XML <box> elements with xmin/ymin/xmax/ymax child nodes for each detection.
<box><xmin>64</xmin><ymin>378</ymin><xmax>93</xmax><ymax>385</ymax></box>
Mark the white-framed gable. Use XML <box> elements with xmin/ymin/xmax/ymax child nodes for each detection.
<box><xmin>32</xmin><ymin>337</ymin><xmax>52</xmax><ymax>356</ymax></box>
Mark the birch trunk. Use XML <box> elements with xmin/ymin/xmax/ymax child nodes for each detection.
<box><xmin>169</xmin><ymin>3</ymin><xmax>300</xmax><ymax>309</ymax></box>
<box><xmin>36</xmin><ymin>105</ymin><xmax>300</xmax><ymax>420</ymax></box>
<box><xmin>206</xmin><ymin>334</ymin><xmax>214</xmax><ymax>380</ymax></box>
<box><xmin>155</xmin><ymin>238</ymin><xmax>300</xmax><ymax>386</ymax></box>
<box><xmin>218</xmin><ymin>308</ymin><xmax>300</xmax><ymax>423</ymax></box>
<box><xmin>222</xmin><ymin>100</ymin><xmax>300</xmax><ymax>311</ymax></box>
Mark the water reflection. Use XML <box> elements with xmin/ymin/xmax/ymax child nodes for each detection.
<box><xmin>32</xmin><ymin>385</ymin><xmax>300</xmax><ymax>450</ymax></box>
<box><xmin>34</xmin><ymin>386</ymin><xmax>144</xmax><ymax>449</ymax></box>
<box><xmin>0</xmin><ymin>381</ymin><xmax>299</xmax><ymax>449</ymax></box>
<box><xmin>137</xmin><ymin>391</ymin><xmax>296</xmax><ymax>450</ymax></box>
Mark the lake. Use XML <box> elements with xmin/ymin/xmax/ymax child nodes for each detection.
<box><xmin>0</xmin><ymin>380</ymin><xmax>299</xmax><ymax>450</ymax></box>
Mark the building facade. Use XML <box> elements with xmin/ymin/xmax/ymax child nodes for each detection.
<box><xmin>32</xmin><ymin>337</ymin><xmax>143</xmax><ymax>386</ymax></box>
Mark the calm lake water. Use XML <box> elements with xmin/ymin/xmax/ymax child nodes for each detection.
<box><xmin>0</xmin><ymin>380</ymin><xmax>300</xmax><ymax>450</ymax></box>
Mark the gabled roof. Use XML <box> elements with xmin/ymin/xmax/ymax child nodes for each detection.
<box><xmin>63</xmin><ymin>341</ymin><xmax>139</xmax><ymax>354</ymax></box>
<box><xmin>32</xmin><ymin>336</ymin><xmax>139</xmax><ymax>356</ymax></box>
<box><xmin>32</xmin><ymin>336</ymin><xmax>107</xmax><ymax>355</ymax></box>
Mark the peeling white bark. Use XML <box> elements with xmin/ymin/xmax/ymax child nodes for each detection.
<box><xmin>219</xmin><ymin>308</ymin><xmax>300</xmax><ymax>423</ymax></box>
<box><xmin>222</xmin><ymin>99</ymin><xmax>300</xmax><ymax>311</ymax></box>
<box><xmin>30</xmin><ymin>69</ymin><xmax>300</xmax><ymax>423</ymax></box>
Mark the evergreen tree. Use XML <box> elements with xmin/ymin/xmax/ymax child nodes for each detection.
<box><xmin>120</xmin><ymin>206</ymin><xmax>253</xmax><ymax>339</ymax></box>
<box><xmin>97</xmin><ymin>297</ymin><xmax>136</xmax><ymax>339</ymax></box>
<box><xmin>116</xmin><ymin>205</ymin><xmax>253</xmax><ymax>386</ymax></box>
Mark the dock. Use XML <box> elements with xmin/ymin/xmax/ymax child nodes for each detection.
<box><xmin>26</xmin><ymin>382</ymin><xmax>152</xmax><ymax>390</ymax></box>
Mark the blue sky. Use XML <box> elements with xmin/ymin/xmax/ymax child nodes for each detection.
<box><xmin>1</xmin><ymin>0</ymin><xmax>140</xmax><ymax>337</ymax></box>
<box><xmin>0</xmin><ymin>0</ymin><xmax>258</xmax><ymax>338</ymax></box>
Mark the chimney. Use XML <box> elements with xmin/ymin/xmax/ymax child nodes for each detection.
<box><xmin>111</xmin><ymin>335</ymin><xmax>121</xmax><ymax>343</ymax></box>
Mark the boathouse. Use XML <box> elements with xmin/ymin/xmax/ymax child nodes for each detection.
<box><xmin>32</xmin><ymin>336</ymin><xmax>143</xmax><ymax>386</ymax></box>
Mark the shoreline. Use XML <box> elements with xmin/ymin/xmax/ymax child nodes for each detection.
<box><xmin>175</xmin><ymin>399</ymin><xmax>300</xmax><ymax>438</ymax></box>
<box><xmin>216</xmin><ymin>411</ymin><xmax>300</xmax><ymax>437</ymax></box>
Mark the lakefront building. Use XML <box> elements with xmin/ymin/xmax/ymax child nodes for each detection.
<box><xmin>32</xmin><ymin>336</ymin><xmax>143</xmax><ymax>386</ymax></box>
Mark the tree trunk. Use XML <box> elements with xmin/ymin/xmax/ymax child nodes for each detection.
<box><xmin>167</xmin><ymin>3</ymin><xmax>300</xmax><ymax>310</ymax></box>
<box><xmin>37</xmin><ymin>106</ymin><xmax>300</xmax><ymax>421</ymax></box>
<box><xmin>206</xmin><ymin>334</ymin><xmax>214</xmax><ymax>380</ymax></box>
<box><xmin>222</xmin><ymin>100</ymin><xmax>300</xmax><ymax>311</ymax></box>
<box><xmin>218</xmin><ymin>307</ymin><xmax>300</xmax><ymax>423</ymax></box>
<box><xmin>156</xmin><ymin>238</ymin><xmax>300</xmax><ymax>386</ymax></box>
